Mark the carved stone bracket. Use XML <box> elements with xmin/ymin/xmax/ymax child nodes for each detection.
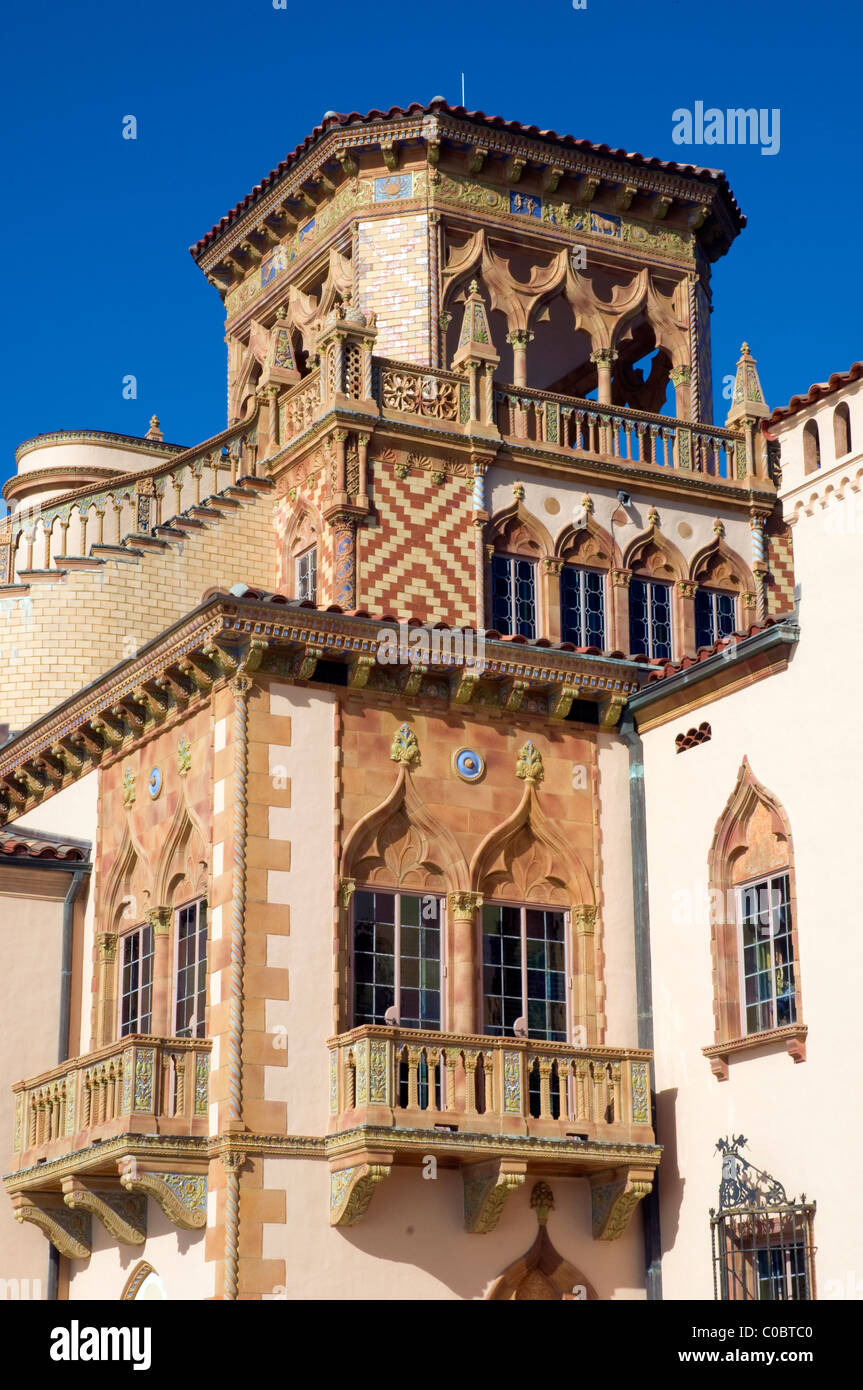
<box><xmin>463</xmin><ymin>1159</ymin><xmax>527</xmax><ymax>1234</ymax></box>
<box><xmin>62</xmin><ymin>1181</ymin><xmax>147</xmax><ymax>1245</ymax></box>
<box><xmin>13</xmin><ymin>1195</ymin><xmax>92</xmax><ymax>1257</ymax></box>
<box><xmin>589</xmin><ymin>1167</ymin><xmax>654</xmax><ymax>1240</ymax></box>
<box><xmin>119</xmin><ymin>1170</ymin><xmax>207</xmax><ymax>1230</ymax></box>
<box><xmin>329</xmin><ymin>1160</ymin><xmax>392</xmax><ymax>1227</ymax></box>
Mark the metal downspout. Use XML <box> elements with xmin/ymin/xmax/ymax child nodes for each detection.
<box><xmin>619</xmin><ymin>707</ymin><xmax>663</xmax><ymax>1301</ymax></box>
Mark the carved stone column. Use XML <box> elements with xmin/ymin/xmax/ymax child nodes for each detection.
<box><xmin>749</xmin><ymin>513</ymin><xmax>769</xmax><ymax>621</ymax></box>
<box><xmin>677</xmin><ymin>580</ymin><xmax>697</xmax><ymax>655</ymax></box>
<box><xmin>670</xmin><ymin>364</ymin><xmax>692</xmax><ymax>421</ymax></box>
<box><xmin>447</xmin><ymin>892</ymin><xmax>483</xmax><ymax>1034</ymax></box>
<box><xmin>544</xmin><ymin>558</ymin><xmax>563</xmax><ymax>644</ymax></box>
<box><xmin>610</xmin><ymin>569</ymin><xmax>631</xmax><ymax>656</ymax></box>
<box><xmin>147</xmin><ymin>906</ymin><xmax>173</xmax><ymax>1037</ymax></box>
<box><xmin>328</xmin><ymin>511</ymin><xmax>359</xmax><ymax>610</ymax></box>
<box><xmin>571</xmin><ymin>905</ymin><xmax>598</xmax><ymax>1043</ymax></box>
<box><xmin>507</xmin><ymin>330</ymin><xmax>534</xmax><ymax>389</ymax></box>
<box><xmin>94</xmin><ymin>933</ymin><xmax>118</xmax><ymax>1049</ymax></box>
<box><xmin>590</xmin><ymin>348</ymin><xmax>618</xmax><ymax>407</ymax></box>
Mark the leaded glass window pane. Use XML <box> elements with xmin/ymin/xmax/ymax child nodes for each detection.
<box><xmin>740</xmin><ymin>874</ymin><xmax>795</xmax><ymax>1035</ymax></box>
<box><xmin>120</xmin><ymin>924</ymin><xmax>153</xmax><ymax>1037</ymax></box>
<box><xmin>561</xmin><ymin>565</ymin><xmax>605</xmax><ymax>647</ymax></box>
<box><xmin>695</xmin><ymin>587</ymin><xmax>737</xmax><ymax>648</ymax></box>
<box><xmin>629</xmin><ymin>577</ymin><xmax>673</xmax><ymax>659</ymax></box>
<box><xmin>482</xmin><ymin>904</ymin><xmax>568</xmax><ymax>1042</ymax></box>
<box><xmin>296</xmin><ymin>547</ymin><xmax>317</xmax><ymax>604</ymax></box>
<box><xmin>175</xmin><ymin>900</ymin><xmax>207</xmax><ymax>1039</ymax></box>
<box><xmin>352</xmin><ymin>891</ymin><xmax>442</xmax><ymax>1029</ymax></box>
<box><xmin>491</xmin><ymin>554</ymin><xmax>537</xmax><ymax>638</ymax></box>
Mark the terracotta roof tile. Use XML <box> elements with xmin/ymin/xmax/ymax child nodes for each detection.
<box><xmin>0</xmin><ymin>826</ymin><xmax>90</xmax><ymax>862</ymax></box>
<box><xmin>768</xmin><ymin>362</ymin><xmax>863</xmax><ymax>424</ymax></box>
<box><xmin>190</xmin><ymin>100</ymin><xmax>744</xmax><ymax>259</ymax></box>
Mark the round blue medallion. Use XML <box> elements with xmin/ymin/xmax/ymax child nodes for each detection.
<box><xmin>454</xmin><ymin>747</ymin><xmax>485</xmax><ymax>783</ymax></box>
<box><xmin>148</xmin><ymin>767</ymin><xmax>163</xmax><ymax>799</ymax></box>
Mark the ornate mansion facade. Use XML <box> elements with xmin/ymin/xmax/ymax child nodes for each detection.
<box><xmin>0</xmin><ymin>101</ymin><xmax>858</xmax><ymax>1302</ymax></box>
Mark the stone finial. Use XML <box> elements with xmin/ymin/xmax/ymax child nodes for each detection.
<box><xmin>390</xmin><ymin>723</ymin><xmax>420</xmax><ymax>767</ymax></box>
<box><xmin>451</xmin><ymin>279</ymin><xmax>499</xmax><ymax>370</ymax></box>
<box><xmin>530</xmin><ymin>1181</ymin><xmax>555</xmax><ymax>1225</ymax></box>
<box><xmin>725</xmin><ymin>342</ymin><xmax>769</xmax><ymax>426</ymax></box>
<box><xmin>512</xmin><ymin>480</ymin><xmax>525</xmax><ymax>501</ymax></box>
<box><xmin>648</xmin><ymin>505</ymin><xmax>660</xmax><ymax>527</ymax></box>
<box><xmin>146</xmin><ymin>414</ymin><xmax>163</xmax><ymax>442</ymax></box>
<box><xmin>581</xmin><ymin>492</ymin><xmax>594</xmax><ymax>515</ymax></box>
<box><xmin>121</xmin><ymin>768</ymin><xmax>136</xmax><ymax>808</ymax></box>
<box><xmin>713</xmin><ymin>517</ymin><xmax>725</xmax><ymax>537</ymax></box>
<box><xmin>516</xmin><ymin>740</ymin><xmax>544</xmax><ymax>783</ymax></box>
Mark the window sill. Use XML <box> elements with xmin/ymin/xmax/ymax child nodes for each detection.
<box><xmin>702</xmin><ymin>1023</ymin><xmax>807</xmax><ymax>1081</ymax></box>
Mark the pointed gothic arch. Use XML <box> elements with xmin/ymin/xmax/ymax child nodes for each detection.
<box><xmin>707</xmin><ymin>758</ymin><xmax>801</xmax><ymax>1047</ymax></box>
<box><xmin>153</xmin><ymin>791</ymin><xmax>208</xmax><ymax>908</ymax></box>
<box><xmin>689</xmin><ymin>537</ymin><xmax>756</xmax><ymax>596</ymax></box>
<box><xmin>282</xmin><ymin>497</ymin><xmax>322</xmax><ymax>600</ymax></box>
<box><xmin>101</xmin><ymin>817</ymin><xmax>150</xmax><ymax>934</ymax></box>
<box><xmin>623</xmin><ymin>526</ymin><xmax>687</xmax><ymax>583</ymax></box>
<box><xmin>488</xmin><ymin>499</ymin><xmax>554</xmax><ymax>560</ymax></box>
<box><xmin>341</xmin><ymin>765</ymin><xmax>470</xmax><ymax>894</ymax></box>
<box><xmin>469</xmin><ymin>777</ymin><xmax>594</xmax><ymax>907</ymax></box>
<box><xmin>555</xmin><ymin>515</ymin><xmax>621</xmax><ymax>570</ymax></box>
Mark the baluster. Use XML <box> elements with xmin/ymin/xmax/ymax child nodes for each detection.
<box><xmin>538</xmin><ymin>1058</ymin><xmax>553</xmax><ymax>1119</ymax></box>
<box><xmin>443</xmin><ymin>1049</ymin><xmax>457</xmax><ymax>1112</ymax></box>
<box><xmin>81</xmin><ymin>1076</ymin><xmax>92</xmax><ymax>1128</ymax></box>
<box><xmin>345</xmin><ymin>1050</ymin><xmax>356</xmax><ymax>1110</ymax></box>
<box><xmin>463</xmin><ymin>1050</ymin><xmax>478</xmax><ymax>1114</ymax></box>
<box><xmin>609</xmin><ymin>1063</ymin><xmax>621</xmax><ymax>1123</ymax></box>
<box><xmin>28</xmin><ymin>1095</ymin><xmax>37</xmax><ymax>1147</ymax></box>
<box><xmin>407</xmin><ymin>1046</ymin><xmax>420</xmax><ymax>1110</ymax></box>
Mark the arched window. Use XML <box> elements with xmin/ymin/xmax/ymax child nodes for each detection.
<box><xmin>690</xmin><ymin>544</ymin><xmax>753</xmax><ymax>649</ymax></box>
<box><xmin>833</xmin><ymin>402</ymin><xmax>852</xmax><ymax>458</ymax></box>
<box><xmin>802</xmin><ymin>420</ymin><xmax>820</xmax><ymax>474</ymax></box>
<box><xmin>174</xmin><ymin>898</ymin><xmax>208</xmax><ymax>1039</ymax></box>
<box><xmin>284</xmin><ymin>505</ymin><xmax>320</xmax><ymax>604</ymax></box>
<box><xmin>487</xmin><ymin>505</ymin><xmax>552</xmax><ymax>638</ymax></box>
<box><xmin>708</xmin><ymin>761</ymin><xmax>803</xmax><ymax>1055</ymax></box>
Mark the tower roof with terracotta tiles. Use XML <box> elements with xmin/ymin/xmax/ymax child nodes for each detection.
<box><xmin>190</xmin><ymin>100</ymin><xmax>745</xmax><ymax>264</ymax></box>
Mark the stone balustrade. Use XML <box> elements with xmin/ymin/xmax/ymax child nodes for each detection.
<box><xmin>10</xmin><ymin>1036</ymin><xmax>211</xmax><ymax>1168</ymax></box>
<box><xmin>328</xmin><ymin>1024</ymin><xmax>654</xmax><ymax>1145</ymax></box>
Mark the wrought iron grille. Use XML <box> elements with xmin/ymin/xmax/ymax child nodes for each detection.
<box><xmin>710</xmin><ymin>1136</ymin><xmax>816</xmax><ymax>1300</ymax></box>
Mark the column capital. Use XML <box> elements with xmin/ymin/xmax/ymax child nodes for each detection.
<box><xmin>447</xmin><ymin>891</ymin><xmax>483</xmax><ymax>919</ymax></box>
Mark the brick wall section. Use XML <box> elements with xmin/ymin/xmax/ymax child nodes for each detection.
<box><xmin>359</xmin><ymin>460</ymin><xmax>474</xmax><ymax>624</ymax></box>
<box><xmin>0</xmin><ymin>496</ymin><xmax>277</xmax><ymax>731</ymax></box>
<box><xmin>765</xmin><ymin>515</ymin><xmax>796</xmax><ymax>616</ymax></box>
<box><xmin>356</xmin><ymin>214</ymin><xmax>430</xmax><ymax>364</ymax></box>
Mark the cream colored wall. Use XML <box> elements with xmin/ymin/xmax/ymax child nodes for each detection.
<box><xmin>260</xmin><ymin>1159</ymin><xmax>645</xmax><ymax>1300</ymax></box>
<box><xmin>15</xmin><ymin>774</ymin><xmax>98</xmax><ymax>1056</ymax></box>
<box><xmin>640</xmin><ymin>453</ymin><xmax>863</xmax><ymax>1299</ymax></box>
<box><xmin>772</xmin><ymin>379</ymin><xmax>863</xmax><ymax>494</ymax></box>
<box><xmin>596</xmin><ymin>735</ymin><xmax>639</xmax><ymax>1048</ymax></box>
<box><xmin>262</xmin><ymin>684</ymin><xmax>335</xmax><ymax>1133</ymax></box>
<box><xmin>487</xmin><ymin>469</ymin><xmax>755</xmax><ymax>584</ymax></box>
<box><xmin>0</xmin><ymin>876</ymin><xmax>66</xmax><ymax>1296</ymax></box>
<box><xmin>15</xmin><ymin>441</ymin><xmax>169</xmax><ymax>482</ymax></box>
<box><xmin>66</xmin><ymin>1200</ymin><xmax>208</xmax><ymax>1300</ymax></box>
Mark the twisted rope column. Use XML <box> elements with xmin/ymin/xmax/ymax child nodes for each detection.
<box><xmin>221</xmin><ymin>1149</ymin><xmax>246</xmax><ymax>1302</ymax></box>
<box><xmin>228</xmin><ymin>675</ymin><xmax>252</xmax><ymax>1128</ymax></box>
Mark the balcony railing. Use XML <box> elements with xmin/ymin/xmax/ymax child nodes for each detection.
<box><xmin>0</xmin><ymin>416</ymin><xmax>259</xmax><ymax>582</ymax></box>
<box><xmin>328</xmin><ymin>1025</ymin><xmax>654</xmax><ymax>1145</ymax></box>
<box><xmin>10</xmin><ymin>1036</ymin><xmax>211</xmax><ymax>1167</ymax></box>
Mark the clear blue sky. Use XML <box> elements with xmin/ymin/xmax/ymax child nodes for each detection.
<box><xmin>2</xmin><ymin>0</ymin><xmax>859</xmax><ymax>491</ymax></box>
